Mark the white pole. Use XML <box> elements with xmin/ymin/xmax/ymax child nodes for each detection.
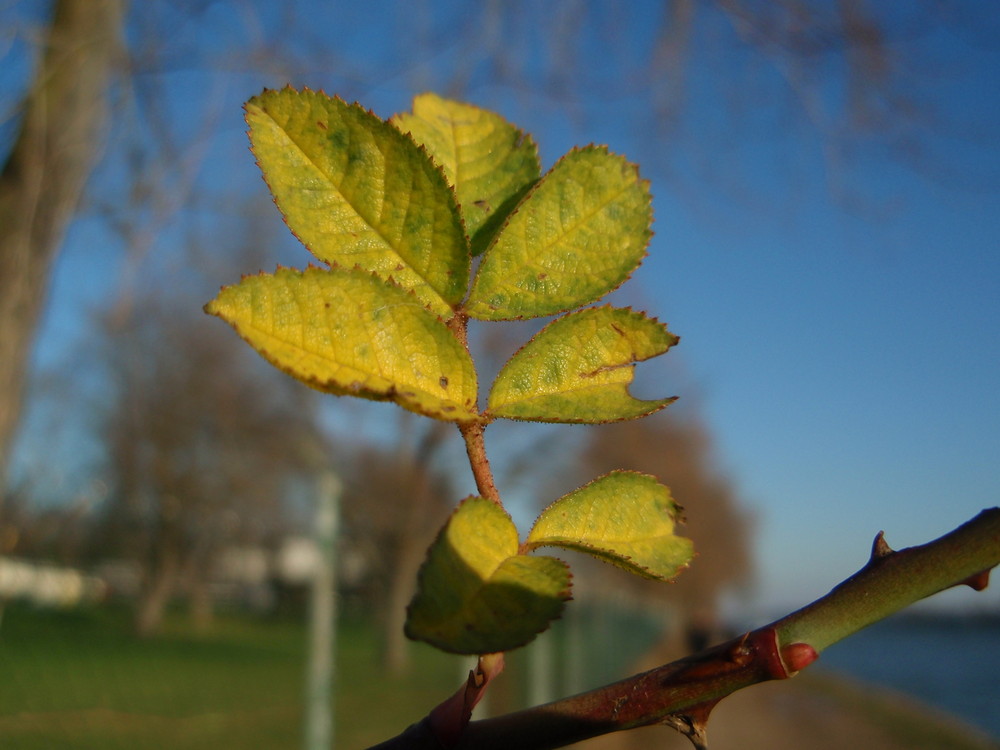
<box><xmin>304</xmin><ymin>470</ymin><xmax>342</xmax><ymax>750</ymax></box>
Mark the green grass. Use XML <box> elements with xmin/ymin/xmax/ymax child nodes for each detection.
<box><xmin>2</xmin><ymin>604</ymin><xmax>995</xmax><ymax>749</ymax></box>
<box><xmin>0</xmin><ymin>603</ymin><xmax>462</xmax><ymax>750</ymax></box>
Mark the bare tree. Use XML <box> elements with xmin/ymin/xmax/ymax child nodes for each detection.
<box><xmin>0</xmin><ymin>0</ymin><xmax>125</xmax><ymax>497</ymax></box>
<box><xmin>95</xmin><ymin>298</ymin><xmax>318</xmax><ymax>636</ymax></box>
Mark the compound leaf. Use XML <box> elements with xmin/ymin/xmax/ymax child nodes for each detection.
<box><xmin>245</xmin><ymin>88</ymin><xmax>469</xmax><ymax>318</ymax></box>
<box><xmin>526</xmin><ymin>471</ymin><xmax>693</xmax><ymax>581</ymax></box>
<box><xmin>465</xmin><ymin>146</ymin><xmax>652</xmax><ymax>320</ymax></box>
<box><xmin>393</xmin><ymin>93</ymin><xmax>540</xmax><ymax>256</ymax></box>
<box><xmin>406</xmin><ymin>497</ymin><xmax>571</xmax><ymax>655</ymax></box>
<box><xmin>487</xmin><ymin>306</ymin><xmax>678</xmax><ymax>423</ymax></box>
<box><xmin>205</xmin><ymin>266</ymin><xmax>478</xmax><ymax>422</ymax></box>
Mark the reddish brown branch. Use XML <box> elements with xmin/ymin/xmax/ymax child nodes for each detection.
<box><xmin>447</xmin><ymin>310</ymin><xmax>503</xmax><ymax>507</ymax></box>
<box><xmin>369</xmin><ymin>507</ymin><xmax>1000</xmax><ymax>750</ymax></box>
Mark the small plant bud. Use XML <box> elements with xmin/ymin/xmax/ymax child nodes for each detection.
<box><xmin>781</xmin><ymin>642</ymin><xmax>819</xmax><ymax>674</ymax></box>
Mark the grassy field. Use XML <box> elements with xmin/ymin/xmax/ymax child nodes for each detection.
<box><xmin>0</xmin><ymin>597</ymin><xmax>674</xmax><ymax>750</ymax></box>
<box><xmin>3</xmin><ymin>603</ymin><xmax>994</xmax><ymax>750</ymax></box>
<box><xmin>0</xmin><ymin>603</ymin><xmax>463</xmax><ymax>750</ymax></box>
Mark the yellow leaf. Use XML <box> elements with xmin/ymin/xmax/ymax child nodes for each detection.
<box><xmin>488</xmin><ymin>306</ymin><xmax>678</xmax><ymax>423</ymax></box>
<box><xmin>406</xmin><ymin>497</ymin><xmax>571</xmax><ymax>654</ymax></box>
<box><xmin>206</xmin><ymin>266</ymin><xmax>478</xmax><ymax>422</ymax></box>
<box><xmin>465</xmin><ymin>146</ymin><xmax>652</xmax><ymax>320</ymax></box>
<box><xmin>526</xmin><ymin>471</ymin><xmax>693</xmax><ymax>581</ymax></box>
<box><xmin>393</xmin><ymin>93</ymin><xmax>540</xmax><ymax>256</ymax></box>
<box><xmin>246</xmin><ymin>88</ymin><xmax>469</xmax><ymax>318</ymax></box>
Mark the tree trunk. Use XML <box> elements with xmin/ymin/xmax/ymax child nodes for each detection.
<box><xmin>135</xmin><ymin>540</ymin><xmax>180</xmax><ymax>638</ymax></box>
<box><xmin>381</xmin><ymin>532</ymin><xmax>427</xmax><ymax>675</ymax></box>
<box><xmin>185</xmin><ymin>550</ymin><xmax>216</xmax><ymax>632</ymax></box>
<box><xmin>0</xmin><ymin>0</ymin><xmax>126</xmax><ymax>498</ymax></box>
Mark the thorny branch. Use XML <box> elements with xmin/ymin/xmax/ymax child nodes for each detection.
<box><xmin>370</xmin><ymin>507</ymin><xmax>1000</xmax><ymax>750</ymax></box>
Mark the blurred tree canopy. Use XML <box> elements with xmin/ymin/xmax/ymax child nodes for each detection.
<box><xmin>3</xmin><ymin>2</ymin><xmax>991</xmax><ymax>495</ymax></box>
<box><xmin>1</xmin><ymin>1</ymin><xmax>992</xmax><ymax>646</ymax></box>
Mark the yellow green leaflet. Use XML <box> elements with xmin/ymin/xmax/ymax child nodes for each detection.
<box><xmin>393</xmin><ymin>93</ymin><xmax>540</xmax><ymax>256</ymax></box>
<box><xmin>205</xmin><ymin>266</ymin><xmax>478</xmax><ymax>422</ymax></box>
<box><xmin>406</xmin><ymin>497</ymin><xmax>571</xmax><ymax>655</ymax></box>
<box><xmin>245</xmin><ymin>88</ymin><xmax>469</xmax><ymax>318</ymax></box>
<box><xmin>526</xmin><ymin>471</ymin><xmax>693</xmax><ymax>581</ymax></box>
<box><xmin>487</xmin><ymin>307</ymin><xmax>678</xmax><ymax>423</ymax></box>
<box><xmin>465</xmin><ymin>146</ymin><xmax>652</xmax><ymax>320</ymax></box>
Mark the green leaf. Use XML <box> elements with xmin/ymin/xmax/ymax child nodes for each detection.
<box><xmin>406</xmin><ymin>497</ymin><xmax>571</xmax><ymax>654</ymax></box>
<box><xmin>205</xmin><ymin>266</ymin><xmax>478</xmax><ymax>422</ymax></box>
<box><xmin>245</xmin><ymin>88</ymin><xmax>469</xmax><ymax>318</ymax></box>
<box><xmin>464</xmin><ymin>146</ymin><xmax>652</xmax><ymax>320</ymax></box>
<box><xmin>487</xmin><ymin>306</ymin><xmax>678</xmax><ymax>423</ymax></box>
<box><xmin>526</xmin><ymin>471</ymin><xmax>693</xmax><ymax>581</ymax></box>
<box><xmin>393</xmin><ymin>93</ymin><xmax>540</xmax><ymax>257</ymax></box>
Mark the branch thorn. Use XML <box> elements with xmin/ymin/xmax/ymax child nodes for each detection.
<box><xmin>959</xmin><ymin>568</ymin><xmax>991</xmax><ymax>591</ymax></box>
<box><xmin>869</xmin><ymin>530</ymin><xmax>894</xmax><ymax>561</ymax></box>
<box><xmin>662</xmin><ymin>700</ymin><xmax>716</xmax><ymax>750</ymax></box>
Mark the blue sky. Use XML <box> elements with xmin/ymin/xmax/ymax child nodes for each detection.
<box><xmin>8</xmin><ymin>2</ymin><xmax>999</xmax><ymax>615</ymax></box>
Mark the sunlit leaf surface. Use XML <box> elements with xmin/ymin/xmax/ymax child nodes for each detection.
<box><xmin>205</xmin><ymin>267</ymin><xmax>478</xmax><ymax>422</ymax></box>
<box><xmin>488</xmin><ymin>306</ymin><xmax>677</xmax><ymax>423</ymax></box>
<box><xmin>406</xmin><ymin>497</ymin><xmax>571</xmax><ymax>654</ymax></box>
<box><xmin>465</xmin><ymin>146</ymin><xmax>652</xmax><ymax>320</ymax></box>
<box><xmin>393</xmin><ymin>93</ymin><xmax>540</xmax><ymax>256</ymax></box>
<box><xmin>526</xmin><ymin>471</ymin><xmax>693</xmax><ymax>581</ymax></box>
<box><xmin>246</xmin><ymin>88</ymin><xmax>469</xmax><ymax>317</ymax></box>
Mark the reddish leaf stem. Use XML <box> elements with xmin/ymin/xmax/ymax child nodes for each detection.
<box><xmin>459</xmin><ymin>419</ymin><xmax>502</xmax><ymax>506</ymax></box>
<box><xmin>447</xmin><ymin>310</ymin><xmax>503</xmax><ymax>507</ymax></box>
